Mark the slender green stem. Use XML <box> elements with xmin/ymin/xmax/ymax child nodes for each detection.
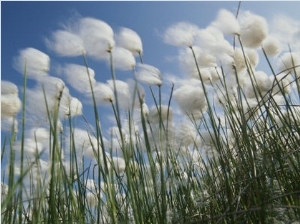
<box><xmin>18</xmin><ymin>63</ymin><xmax>27</xmax><ymax>224</ymax></box>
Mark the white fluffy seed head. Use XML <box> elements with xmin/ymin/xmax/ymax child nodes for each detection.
<box><xmin>1</xmin><ymin>116</ymin><xmax>18</xmax><ymax>132</ymax></box>
<box><xmin>210</xmin><ymin>67</ymin><xmax>223</xmax><ymax>83</ymax></box>
<box><xmin>270</xmin><ymin>73</ymin><xmax>293</xmax><ymax>95</ymax></box>
<box><xmin>142</xmin><ymin>103</ymin><xmax>149</xmax><ymax>117</ymax></box>
<box><xmin>1</xmin><ymin>93</ymin><xmax>22</xmax><ymax>117</ymax></box>
<box><xmin>66</xmin><ymin>97</ymin><xmax>83</xmax><ymax>117</ymax></box>
<box><xmin>112</xmin><ymin>47</ymin><xmax>136</xmax><ymax>71</ymax></box>
<box><xmin>63</xmin><ymin>64</ymin><xmax>96</xmax><ymax>94</ymax></box>
<box><xmin>278</xmin><ymin>52</ymin><xmax>300</xmax><ymax>76</ymax></box>
<box><xmin>29</xmin><ymin>127</ymin><xmax>50</xmax><ymax>143</ymax></box>
<box><xmin>233</xmin><ymin>48</ymin><xmax>247</xmax><ymax>73</ymax></box>
<box><xmin>175</xmin><ymin>123</ymin><xmax>198</xmax><ymax>147</ymax></box>
<box><xmin>135</xmin><ymin>63</ymin><xmax>162</xmax><ymax>86</ymax></box>
<box><xmin>2</xmin><ymin>80</ymin><xmax>21</xmax><ymax>118</ymax></box>
<box><xmin>35</xmin><ymin>76</ymin><xmax>66</xmax><ymax>100</ymax></box>
<box><xmin>46</xmin><ymin>30</ymin><xmax>85</xmax><ymax>57</ymax></box>
<box><xmin>270</xmin><ymin>15</ymin><xmax>300</xmax><ymax>52</ymax></box>
<box><xmin>149</xmin><ymin>105</ymin><xmax>172</xmax><ymax>123</ymax></box>
<box><xmin>254</xmin><ymin>71</ymin><xmax>272</xmax><ymax>93</ymax></box>
<box><xmin>239</xmin><ymin>11</ymin><xmax>268</xmax><ymax>48</ymax></box>
<box><xmin>1</xmin><ymin>81</ymin><xmax>19</xmax><ymax>95</ymax></box>
<box><xmin>107</xmin><ymin>79</ymin><xmax>131</xmax><ymax>109</ymax></box>
<box><xmin>22</xmin><ymin>138</ymin><xmax>44</xmax><ymax>155</ymax></box>
<box><xmin>117</xmin><ymin>27</ymin><xmax>143</xmax><ymax>55</ymax></box>
<box><xmin>24</xmin><ymin>76</ymin><xmax>73</xmax><ymax>120</ymax></box>
<box><xmin>86</xmin><ymin>192</ymin><xmax>99</xmax><ymax>207</ymax></box>
<box><xmin>195</xmin><ymin>26</ymin><xmax>234</xmax><ymax>63</ymax></box>
<box><xmin>179</xmin><ymin>46</ymin><xmax>217</xmax><ymax>70</ymax></box>
<box><xmin>244</xmin><ymin>71</ymin><xmax>272</xmax><ymax>98</ymax></box>
<box><xmin>262</xmin><ymin>35</ymin><xmax>282</xmax><ymax>56</ymax></box>
<box><xmin>14</xmin><ymin>48</ymin><xmax>50</xmax><ymax>77</ymax></box>
<box><xmin>211</xmin><ymin>9</ymin><xmax>240</xmax><ymax>35</ymax></box>
<box><xmin>111</xmin><ymin>157</ymin><xmax>126</xmax><ymax>173</ymax></box>
<box><xmin>173</xmin><ymin>82</ymin><xmax>207</xmax><ymax>120</ymax></box>
<box><xmin>78</xmin><ymin>17</ymin><xmax>115</xmax><ymax>60</ymax></box>
<box><xmin>245</xmin><ymin>48</ymin><xmax>259</xmax><ymax>68</ymax></box>
<box><xmin>164</xmin><ymin>22</ymin><xmax>199</xmax><ymax>47</ymax></box>
<box><xmin>91</xmin><ymin>82</ymin><xmax>114</xmax><ymax>105</ymax></box>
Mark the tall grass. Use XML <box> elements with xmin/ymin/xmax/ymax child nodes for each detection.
<box><xmin>2</xmin><ymin>7</ymin><xmax>300</xmax><ymax>224</ymax></box>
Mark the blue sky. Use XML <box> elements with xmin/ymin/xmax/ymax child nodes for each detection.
<box><xmin>3</xmin><ymin>1</ymin><xmax>300</xmax><ymax>82</ymax></box>
<box><xmin>1</xmin><ymin>1</ymin><xmax>300</xmax><ymax>135</ymax></box>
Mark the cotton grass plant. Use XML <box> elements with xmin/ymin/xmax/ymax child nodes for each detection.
<box><xmin>2</xmin><ymin>5</ymin><xmax>300</xmax><ymax>224</ymax></box>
